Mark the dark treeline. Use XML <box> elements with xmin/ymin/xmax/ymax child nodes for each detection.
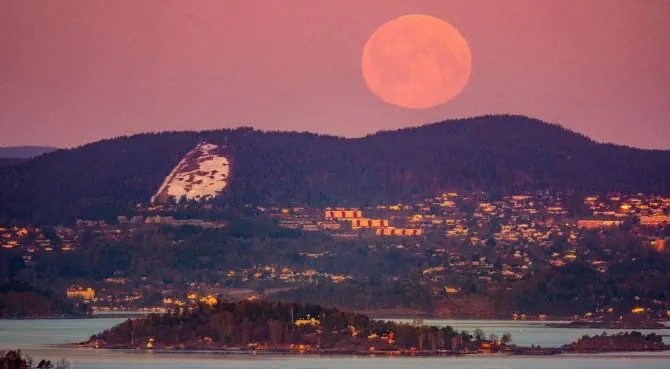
<box><xmin>0</xmin><ymin>282</ymin><xmax>91</xmax><ymax>318</ymax></box>
<box><xmin>572</xmin><ymin>331</ymin><xmax>666</xmax><ymax>352</ymax></box>
<box><xmin>2</xmin><ymin>115</ymin><xmax>669</xmax><ymax>224</ymax></box>
<box><xmin>92</xmin><ymin>300</ymin><xmax>479</xmax><ymax>351</ymax></box>
<box><xmin>0</xmin><ymin>350</ymin><xmax>70</xmax><ymax>369</ymax></box>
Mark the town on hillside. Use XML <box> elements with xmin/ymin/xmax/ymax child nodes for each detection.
<box><xmin>1</xmin><ymin>191</ymin><xmax>669</xmax><ymax>320</ymax></box>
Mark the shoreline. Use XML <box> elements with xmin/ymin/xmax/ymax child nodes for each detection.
<box><xmin>0</xmin><ymin>313</ymin><xmax>145</xmax><ymax>320</ymax></box>
<box><xmin>545</xmin><ymin>320</ymin><xmax>669</xmax><ymax>330</ymax></box>
<box><xmin>68</xmin><ymin>344</ymin><xmax>670</xmax><ymax>357</ymax></box>
<box><xmin>4</xmin><ymin>314</ymin><xmax>668</xmax><ymax>330</ymax></box>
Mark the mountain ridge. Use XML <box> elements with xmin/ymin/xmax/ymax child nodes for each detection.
<box><xmin>1</xmin><ymin>115</ymin><xmax>668</xmax><ymax>223</ymax></box>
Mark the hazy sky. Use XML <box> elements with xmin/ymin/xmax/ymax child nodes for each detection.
<box><xmin>1</xmin><ymin>0</ymin><xmax>669</xmax><ymax>149</ymax></box>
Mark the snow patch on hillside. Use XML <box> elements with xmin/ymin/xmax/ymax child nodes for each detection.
<box><xmin>151</xmin><ymin>142</ymin><xmax>230</xmax><ymax>204</ymax></box>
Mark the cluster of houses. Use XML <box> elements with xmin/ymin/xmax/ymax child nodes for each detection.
<box><xmin>124</xmin><ymin>215</ymin><xmax>228</xmax><ymax>229</ymax></box>
<box><xmin>0</xmin><ymin>214</ymin><xmax>232</xmax><ymax>256</ymax></box>
<box><xmin>584</xmin><ymin>194</ymin><xmax>670</xmax><ymax>219</ymax></box>
<box><xmin>267</xmin><ymin>192</ymin><xmax>669</xmax><ymax>253</ymax></box>
<box><xmin>224</xmin><ymin>265</ymin><xmax>353</xmax><ymax>285</ymax></box>
<box><xmin>66</xmin><ymin>285</ymin><xmax>95</xmax><ymax>302</ymax></box>
<box><xmin>4</xmin><ymin>191</ymin><xmax>667</xmax><ymax>257</ymax></box>
<box><xmin>262</xmin><ymin>192</ymin><xmax>669</xmax><ymax>312</ymax></box>
<box><xmin>269</xmin><ymin>207</ymin><xmax>423</xmax><ymax>237</ymax></box>
<box><xmin>0</xmin><ymin>225</ymin><xmax>79</xmax><ymax>263</ymax></box>
<box><xmin>3</xmin><ymin>191</ymin><xmax>670</xmax><ymax>316</ymax></box>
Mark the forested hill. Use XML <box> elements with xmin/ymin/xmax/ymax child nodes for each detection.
<box><xmin>89</xmin><ymin>299</ymin><xmax>475</xmax><ymax>351</ymax></box>
<box><xmin>1</xmin><ymin>115</ymin><xmax>669</xmax><ymax>223</ymax></box>
<box><xmin>0</xmin><ymin>146</ymin><xmax>59</xmax><ymax>158</ymax></box>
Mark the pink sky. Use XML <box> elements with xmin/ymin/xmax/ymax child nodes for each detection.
<box><xmin>1</xmin><ymin>0</ymin><xmax>669</xmax><ymax>149</ymax></box>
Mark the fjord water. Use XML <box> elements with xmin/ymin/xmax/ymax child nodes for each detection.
<box><xmin>1</xmin><ymin>318</ymin><xmax>669</xmax><ymax>369</ymax></box>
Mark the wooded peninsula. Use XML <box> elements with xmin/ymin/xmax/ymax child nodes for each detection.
<box><xmin>82</xmin><ymin>300</ymin><xmax>668</xmax><ymax>356</ymax></box>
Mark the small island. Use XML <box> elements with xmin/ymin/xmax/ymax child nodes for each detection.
<box><xmin>567</xmin><ymin>331</ymin><xmax>666</xmax><ymax>353</ymax></box>
<box><xmin>83</xmin><ymin>299</ymin><xmax>483</xmax><ymax>354</ymax></box>
<box><xmin>80</xmin><ymin>299</ymin><xmax>670</xmax><ymax>356</ymax></box>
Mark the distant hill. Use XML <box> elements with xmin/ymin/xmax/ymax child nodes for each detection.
<box><xmin>0</xmin><ymin>115</ymin><xmax>669</xmax><ymax>223</ymax></box>
<box><xmin>0</xmin><ymin>146</ymin><xmax>59</xmax><ymax>158</ymax></box>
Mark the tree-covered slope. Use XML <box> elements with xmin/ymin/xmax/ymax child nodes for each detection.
<box><xmin>1</xmin><ymin>115</ymin><xmax>669</xmax><ymax>223</ymax></box>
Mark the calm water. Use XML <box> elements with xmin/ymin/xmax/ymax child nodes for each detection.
<box><xmin>1</xmin><ymin>317</ymin><xmax>670</xmax><ymax>369</ymax></box>
<box><xmin>389</xmin><ymin>318</ymin><xmax>670</xmax><ymax>347</ymax></box>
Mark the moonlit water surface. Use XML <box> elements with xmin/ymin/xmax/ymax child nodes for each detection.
<box><xmin>1</xmin><ymin>318</ymin><xmax>669</xmax><ymax>369</ymax></box>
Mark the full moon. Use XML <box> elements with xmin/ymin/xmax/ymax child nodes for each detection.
<box><xmin>362</xmin><ymin>14</ymin><xmax>472</xmax><ymax>109</ymax></box>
